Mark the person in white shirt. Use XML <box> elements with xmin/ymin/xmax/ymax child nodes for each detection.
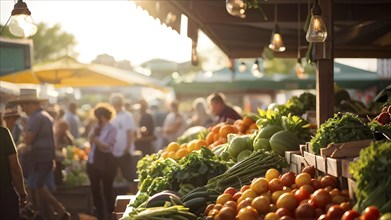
<box><xmin>162</xmin><ymin>100</ymin><xmax>187</xmax><ymax>145</ymax></box>
<box><xmin>110</xmin><ymin>94</ymin><xmax>137</xmax><ymax>185</ymax></box>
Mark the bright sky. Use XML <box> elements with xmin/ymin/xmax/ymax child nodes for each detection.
<box><xmin>0</xmin><ymin>0</ymin><xmax>198</xmax><ymax>65</ymax></box>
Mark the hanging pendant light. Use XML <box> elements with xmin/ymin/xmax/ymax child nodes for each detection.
<box><xmin>306</xmin><ymin>0</ymin><xmax>327</xmax><ymax>42</ymax></box>
<box><xmin>269</xmin><ymin>24</ymin><xmax>286</xmax><ymax>52</ymax></box>
<box><xmin>226</xmin><ymin>0</ymin><xmax>246</xmax><ymax>18</ymax></box>
<box><xmin>251</xmin><ymin>59</ymin><xmax>264</xmax><ymax>78</ymax></box>
<box><xmin>7</xmin><ymin>0</ymin><xmax>37</xmax><ymax>38</ymax></box>
<box><xmin>269</xmin><ymin>4</ymin><xmax>285</xmax><ymax>52</ymax></box>
<box><xmin>239</xmin><ymin>61</ymin><xmax>247</xmax><ymax>73</ymax></box>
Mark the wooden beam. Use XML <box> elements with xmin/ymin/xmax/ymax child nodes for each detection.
<box><xmin>315</xmin><ymin>0</ymin><xmax>334</xmax><ymax>126</ymax></box>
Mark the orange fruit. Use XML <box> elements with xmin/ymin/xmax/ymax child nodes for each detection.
<box><xmin>234</xmin><ymin>119</ymin><xmax>243</xmax><ymax>127</ymax></box>
<box><xmin>213</xmin><ymin>133</ymin><xmax>220</xmax><ymax>142</ymax></box>
<box><xmin>243</xmin><ymin>116</ymin><xmax>255</xmax><ymax>127</ymax></box>
<box><xmin>166</xmin><ymin>142</ymin><xmax>180</xmax><ymax>152</ymax></box>
<box><xmin>212</xmin><ymin>123</ymin><xmax>223</xmax><ymax>134</ymax></box>
<box><xmin>167</xmin><ymin>151</ymin><xmax>175</xmax><ymax>159</ymax></box>
<box><xmin>265</xmin><ymin>168</ymin><xmax>280</xmax><ymax>182</ymax></box>
<box><xmin>195</xmin><ymin>139</ymin><xmax>208</xmax><ymax>150</ymax></box>
<box><xmin>205</xmin><ymin>133</ymin><xmax>214</xmax><ymax>145</ymax></box>
<box><xmin>180</xmin><ymin>143</ymin><xmax>188</xmax><ymax>149</ymax></box>
<box><xmin>237</xmin><ymin>122</ymin><xmax>248</xmax><ymax>133</ymax></box>
<box><xmin>175</xmin><ymin>148</ymin><xmax>189</xmax><ymax>159</ymax></box>
<box><xmin>251</xmin><ymin>178</ymin><xmax>269</xmax><ymax>194</ymax></box>
<box><xmin>187</xmin><ymin>139</ymin><xmax>197</xmax><ymax>152</ymax></box>
<box><xmin>248</xmin><ymin>123</ymin><xmax>258</xmax><ymax>131</ymax></box>
<box><xmin>161</xmin><ymin>151</ymin><xmax>168</xmax><ymax>159</ymax></box>
<box><xmin>219</xmin><ymin>124</ymin><xmax>239</xmax><ymax>139</ymax></box>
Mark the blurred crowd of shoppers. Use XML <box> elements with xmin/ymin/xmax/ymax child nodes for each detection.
<box><xmin>1</xmin><ymin>88</ymin><xmax>242</xmax><ymax>220</ymax></box>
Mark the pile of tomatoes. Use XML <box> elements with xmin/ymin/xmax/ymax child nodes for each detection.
<box><xmin>204</xmin><ymin>167</ymin><xmax>384</xmax><ymax>220</ymax></box>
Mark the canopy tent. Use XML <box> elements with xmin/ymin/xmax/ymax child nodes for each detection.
<box><xmin>170</xmin><ymin>62</ymin><xmax>388</xmax><ymax>96</ymax></box>
<box><xmin>0</xmin><ymin>56</ymin><xmax>162</xmax><ymax>89</ymax></box>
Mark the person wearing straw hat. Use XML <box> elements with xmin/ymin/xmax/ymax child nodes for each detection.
<box><xmin>9</xmin><ymin>88</ymin><xmax>71</xmax><ymax>220</ymax></box>
<box><xmin>2</xmin><ymin>104</ymin><xmax>24</xmax><ymax>145</ymax></box>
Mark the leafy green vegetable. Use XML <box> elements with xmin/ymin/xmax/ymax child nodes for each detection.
<box><xmin>368</xmin><ymin>121</ymin><xmax>391</xmax><ymax>140</ymax></box>
<box><xmin>310</xmin><ymin>112</ymin><xmax>373</xmax><ymax>154</ymax></box>
<box><xmin>349</xmin><ymin>141</ymin><xmax>391</xmax><ymax>213</ymax></box>
<box><xmin>131</xmin><ymin>147</ymin><xmax>228</xmax><ymax>208</ymax></box>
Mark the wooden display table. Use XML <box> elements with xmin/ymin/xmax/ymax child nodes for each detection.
<box><xmin>113</xmin><ymin>195</ymin><xmax>136</xmax><ymax>220</ymax></box>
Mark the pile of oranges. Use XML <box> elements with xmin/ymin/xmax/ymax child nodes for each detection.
<box><xmin>161</xmin><ymin>139</ymin><xmax>208</xmax><ymax>159</ymax></box>
<box><xmin>205</xmin><ymin>116</ymin><xmax>258</xmax><ymax>149</ymax></box>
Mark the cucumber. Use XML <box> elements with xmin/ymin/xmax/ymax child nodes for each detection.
<box><xmin>183</xmin><ymin>197</ymin><xmax>207</xmax><ymax>213</ymax></box>
<box><xmin>181</xmin><ymin>191</ymin><xmax>209</xmax><ymax>202</ymax></box>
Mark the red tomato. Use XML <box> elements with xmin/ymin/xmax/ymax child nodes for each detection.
<box><xmin>216</xmin><ymin>206</ymin><xmax>236</xmax><ymax>220</ymax></box>
<box><xmin>341</xmin><ymin>210</ymin><xmax>361</xmax><ymax>220</ymax></box>
<box><xmin>295</xmin><ymin>203</ymin><xmax>315</xmax><ymax>219</ymax></box>
<box><xmin>321</xmin><ymin>176</ymin><xmax>338</xmax><ymax>188</ymax></box>
<box><xmin>281</xmin><ymin>171</ymin><xmax>296</xmax><ymax>187</ymax></box>
<box><xmin>224</xmin><ymin>187</ymin><xmax>237</xmax><ymax>196</ymax></box>
<box><xmin>362</xmin><ymin>206</ymin><xmax>381</xmax><ymax>220</ymax></box>
<box><xmin>294</xmin><ymin>189</ymin><xmax>310</xmax><ymax>202</ymax></box>
<box><xmin>326</xmin><ymin>205</ymin><xmax>345</xmax><ymax>219</ymax></box>
<box><xmin>232</xmin><ymin>192</ymin><xmax>242</xmax><ymax>202</ymax></box>
<box><xmin>269</xmin><ymin>178</ymin><xmax>284</xmax><ymax>192</ymax></box>
<box><xmin>311</xmin><ymin>189</ymin><xmax>332</xmax><ymax>208</ymax></box>
<box><xmin>276</xmin><ymin>207</ymin><xmax>293</xmax><ymax>218</ymax></box>
<box><xmin>311</xmin><ymin>178</ymin><xmax>322</xmax><ymax>190</ymax></box>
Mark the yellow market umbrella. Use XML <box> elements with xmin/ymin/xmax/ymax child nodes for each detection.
<box><xmin>0</xmin><ymin>56</ymin><xmax>161</xmax><ymax>88</ymax></box>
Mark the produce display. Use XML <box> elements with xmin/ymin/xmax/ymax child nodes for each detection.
<box><xmin>368</xmin><ymin>105</ymin><xmax>391</xmax><ymax>139</ymax></box>
<box><xmin>62</xmin><ymin>145</ymin><xmax>89</xmax><ymax>186</ymax></box>
<box><xmin>133</xmin><ymin>147</ymin><xmax>228</xmax><ymax>207</ymax></box>
<box><xmin>120</xmin><ymin>92</ymin><xmax>391</xmax><ymax>220</ymax></box>
<box><xmin>204</xmin><ymin>168</ymin><xmax>388</xmax><ymax>220</ymax></box>
<box><xmin>310</xmin><ymin>112</ymin><xmax>373</xmax><ymax>154</ymax></box>
<box><xmin>349</xmin><ymin>141</ymin><xmax>391</xmax><ymax>213</ymax></box>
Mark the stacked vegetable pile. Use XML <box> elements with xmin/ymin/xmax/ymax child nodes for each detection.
<box><xmin>310</xmin><ymin>112</ymin><xmax>373</xmax><ymax>154</ymax></box>
<box><xmin>255</xmin><ymin>109</ymin><xmax>311</xmax><ymax>156</ymax></box>
<box><xmin>204</xmin><ymin>167</ymin><xmax>389</xmax><ymax>220</ymax></box>
<box><xmin>368</xmin><ymin>105</ymin><xmax>391</xmax><ymax>139</ymax></box>
<box><xmin>62</xmin><ymin>145</ymin><xmax>90</xmax><ymax>186</ymax></box>
<box><xmin>133</xmin><ymin>147</ymin><xmax>228</xmax><ymax>208</ymax></box>
<box><xmin>349</xmin><ymin>141</ymin><xmax>391</xmax><ymax>213</ymax></box>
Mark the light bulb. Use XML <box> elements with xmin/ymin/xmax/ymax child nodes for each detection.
<box><xmin>306</xmin><ymin>15</ymin><xmax>327</xmax><ymax>42</ymax></box>
<box><xmin>9</xmin><ymin>14</ymin><xmax>37</xmax><ymax>37</ymax></box>
<box><xmin>295</xmin><ymin>59</ymin><xmax>305</xmax><ymax>79</ymax></box>
<box><xmin>239</xmin><ymin>62</ymin><xmax>247</xmax><ymax>73</ymax></box>
<box><xmin>251</xmin><ymin>60</ymin><xmax>264</xmax><ymax>78</ymax></box>
<box><xmin>226</xmin><ymin>0</ymin><xmax>246</xmax><ymax>18</ymax></box>
<box><xmin>269</xmin><ymin>24</ymin><xmax>286</xmax><ymax>52</ymax></box>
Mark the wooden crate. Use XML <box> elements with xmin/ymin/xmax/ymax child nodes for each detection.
<box><xmin>320</xmin><ymin>139</ymin><xmax>372</xmax><ymax>158</ymax></box>
<box><xmin>285</xmin><ymin>151</ymin><xmax>307</xmax><ymax>174</ymax></box>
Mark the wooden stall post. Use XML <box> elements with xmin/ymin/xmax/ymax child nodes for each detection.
<box><xmin>315</xmin><ymin>0</ymin><xmax>334</xmax><ymax>126</ymax></box>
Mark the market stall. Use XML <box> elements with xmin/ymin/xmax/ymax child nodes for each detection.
<box><xmin>117</xmin><ymin>90</ymin><xmax>390</xmax><ymax>219</ymax></box>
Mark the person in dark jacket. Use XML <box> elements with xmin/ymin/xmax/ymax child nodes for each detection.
<box><xmin>207</xmin><ymin>92</ymin><xmax>242</xmax><ymax>124</ymax></box>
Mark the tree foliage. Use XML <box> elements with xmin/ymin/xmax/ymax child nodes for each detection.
<box><xmin>1</xmin><ymin>22</ymin><xmax>77</xmax><ymax>63</ymax></box>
